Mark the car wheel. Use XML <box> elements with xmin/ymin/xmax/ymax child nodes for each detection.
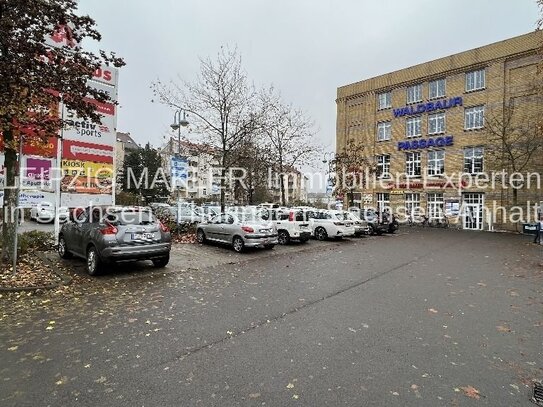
<box><xmin>152</xmin><ymin>255</ymin><xmax>170</xmax><ymax>268</ymax></box>
<box><xmin>315</xmin><ymin>227</ymin><xmax>328</xmax><ymax>241</ymax></box>
<box><xmin>58</xmin><ymin>235</ymin><xmax>72</xmax><ymax>259</ymax></box>
<box><xmin>86</xmin><ymin>245</ymin><xmax>102</xmax><ymax>276</ymax></box>
<box><xmin>277</xmin><ymin>230</ymin><xmax>290</xmax><ymax>245</ymax></box>
<box><xmin>264</xmin><ymin>244</ymin><xmax>275</xmax><ymax>250</ymax></box>
<box><xmin>196</xmin><ymin>229</ymin><xmax>206</xmax><ymax>243</ymax></box>
<box><xmin>232</xmin><ymin>236</ymin><xmax>244</xmax><ymax>253</ymax></box>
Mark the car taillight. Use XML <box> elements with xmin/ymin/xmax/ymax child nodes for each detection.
<box><xmin>333</xmin><ymin>222</ymin><xmax>344</xmax><ymax>226</ymax></box>
<box><xmin>100</xmin><ymin>223</ymin><xmax>118</xmax><ymax>235</ymax></box>
<box><xmin>289</xmin><ymin>212</ymin><xmax>294</xmax><ymax>221</ymax></box>
<box><xmin>241</xmin><ymin>226</ymin><xmax>254</xmax><ymax>233</ymax></box>
<box><xmin>160</xmin><ymin>221</ymin><xmax>169</xmax><ymax>233</ymax></box>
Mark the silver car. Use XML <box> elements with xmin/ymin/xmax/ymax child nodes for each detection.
<box><xmin>58</xmin><ymin>206</ymin><xmax>171</xmax><ymax>275</ymax></box>
<box><xmin>196</xmin><ymin>213</ymin><xmax>277</xmax><ymax>252</ymax></box>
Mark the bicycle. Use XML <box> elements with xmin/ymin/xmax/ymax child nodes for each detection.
<box><xmin>428</xmin><ymin>215</ymin><xmax>449</xmax><ymax>228</ymax></box>
<box><xmin>407</xmin><ymin>215</ymin><xmax>429</xmax><ymax>227</ymax></box>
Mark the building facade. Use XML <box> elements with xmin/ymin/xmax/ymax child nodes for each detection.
<box><xmin>336</xmin><ymin>32</ymin><xmax>543</xmax><ymax>231</ymax></box>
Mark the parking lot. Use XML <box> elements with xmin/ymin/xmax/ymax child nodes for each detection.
<box><xmin>1</xmin><ymin>228</ymin><xmax>542</xmax><ymax>406</ymax></box>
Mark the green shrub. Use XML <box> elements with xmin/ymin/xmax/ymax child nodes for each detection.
<box><xmin>17</xmin><ymin>231</ymin><xmax>55</xmax><ymax>255</ymax></box>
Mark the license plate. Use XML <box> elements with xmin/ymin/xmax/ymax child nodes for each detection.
<box><xmin>132</xmin><ymin>232</ymin><xmax>154</xmax><ymax>240</ymax></box>
<box><xmin>260</xmin><ymin>229</ymin><xmax>271</xmax><ymax>233</ymax></box>
<box><xmin>300</xmin><ymin>225</ymin><xmax>309</xmax><ymax>230</ymax></box>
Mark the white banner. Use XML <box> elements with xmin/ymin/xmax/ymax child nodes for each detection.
<box><xmin>61</xmin><ymin>192</ymin><xmax>113</xmax><ymax>208</ymax></box>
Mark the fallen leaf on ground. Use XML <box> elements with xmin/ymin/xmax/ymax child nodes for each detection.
<box><xmin>292</xmin><ymin>394</ymin><xmax>299</xmax><ymax>399</ymax></box>
<box><xmin>496</xmin><ymin>325</ymin><xmax>511</xmax><ymax>333</ymax></box>
<box><xmin>460</xmin><ymin>385</ymin><xmax>480</xmax><ymax>400</ymax></box>
<box><xmin>248</xmin><ymin>393</ymin><xmax>261</xmax><ymax>399</ymax></box>
<box><xmin>7</xmin><ymin>346</ymin><xmax>18</xmax><ymax>351</ymax></box>
<box><xmin>286</xmin><ymin>383</ymin><xmax>294</xmax><ymax>389</ymax></box>
<box><xmin>428</xmin><ymin>308</ymin><xmax>438</xmax><ymax>314</ymax></box>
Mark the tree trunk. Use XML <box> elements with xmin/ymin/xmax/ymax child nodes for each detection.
<box><xmin>279</xmin><ymin>161</ymin><xmax>285</xmax><ymax>206</ymax></box>
<box><xmin>2</xmin><ymin>129</ymin><xmax>18</xmax><ymax>264</ymax></box>
<box><xmin>220</xmin><ymin>153</ymin><xmax>227</xmax><ymax>212</ymax></box>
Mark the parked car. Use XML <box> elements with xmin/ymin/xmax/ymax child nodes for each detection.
<box><xmin>352</xmin><ymin>208</ymin><xmax>399</xmax><ymax>235</ymax></box>
<box><xmin>30</xmin><ymin>202</ymin><xmax>69</xmax><ymax>223</ymax></box>
<box><xmin>307</xmin><ymin>209</ymin><xmax>356</xmax><ymax>240</ymax></box>
<box><xmin>342</xmin><ymin>211</ymin><xmax>370</xmax><ymax>236</ymax></box>
<box><xmin>196</xmin><ymin>212</ymin><xmax>277</xmax><ymax>252</ymax></box>
<box><xmin>58</xmin><ymin>206</ymin><xmax>171</xmax><ymax>275</ymax></box>
<box><xmin>261</xmin><ymin>208</ymin><xmax>311</xmax><ymax>245</ymax></box>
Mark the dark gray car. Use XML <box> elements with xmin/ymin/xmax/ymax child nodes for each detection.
<box><xmin>58</xmin><ymin>206</ymin><xmax>171</xmax><ymax>275</ymax></box>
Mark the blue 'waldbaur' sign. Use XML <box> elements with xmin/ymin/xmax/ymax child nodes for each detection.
<box><xmin>398</xmin><ymin>135</ymin><xmax>454</xmax><ymax>151</ymax></box>
<box><xmin>393</xmin><ymin>96</ymin><xmax>463</xmax><ymax>118</ymax></box>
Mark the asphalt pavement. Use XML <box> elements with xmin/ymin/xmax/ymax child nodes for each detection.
<box><xmin>1</xmin><ymin>229</ymin><xmax>542</xmax><ymax>406</ymax></box>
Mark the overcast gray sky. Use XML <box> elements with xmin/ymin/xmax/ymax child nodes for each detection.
<box><xmin>78</xmin><ymin>0</ymin><xmax>540</xmax><ymax>154</ymax></box>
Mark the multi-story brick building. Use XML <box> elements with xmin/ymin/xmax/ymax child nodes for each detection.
<box><xmin>336</xmin><ymin>31</ymin><xmax>543</xmax><ymax>231</ymax></box>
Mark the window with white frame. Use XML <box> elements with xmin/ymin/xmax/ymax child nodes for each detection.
<box><xmin>464</xmin><ymin>105</ymin><xmax>485</xmax><ymax>130</ymax></box>
<box><xmin>429</xmin><ymin>78</ymin><xmax>446</xmax><ymax>99</ymax></box>
<box><xmin>427</xmin><ymin>150</ymin><xmax>445</xmax><ymax>176</ymax></box>
<box><xmin>407</xmin><ymin>84</ymin><xmax>423</xmax><ymax>104</ymax></box>
<box><xmin>427</xmin><ymin>193</ymin><xmax>444</xmax><ymax>219</ymax></box>
<box><xmin>466</xmin><ymin>69</ymin><xmax>485</xmax><ymax>92</ymax></box>
<box><xmin>377</xmin><ymin>121</ymin><xmax>392</xmax><ymax>141</ymax></box>
<box><xmin>463</xmin><ymin>147</ymin><xmax>484</xmax><ymax>174</ymax></box>
<box><xmin>405</xmin><ymin>151</ymin><xmax>421</xmax><ymax>177</ymax></box>
<box><xmin>378</xmin><ymin>92</ymin><xmax>392</xmax><ymax>110</ymax></box>
<box><xmin>405</xmin><ymin>193</ymin><xmax>421</xmax><ymax>218</ymax></box>
<box><xmin>406</xmin><ymin>116</ymin><xmax>422</xmax><ymax>137</ymax></box>
<box><xmin>376</xmin><ymin>193</ymin><xmax>390</xmax><ymax>215</ymax></box>
<box><xmin>376</xmin><ymin>155</ymin><xmax>390</xmax><ymax>178</ymax></box>
<box><xmin>428</xmin><ymin>112</ymin><xmax>446</xmax><ymax>134</ymax></box>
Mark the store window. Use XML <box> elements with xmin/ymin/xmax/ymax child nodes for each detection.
<box><xmin>464</xmin><ymin>105</ymin><xmax>485</xmax><ymax>130</ymax></box>
<box><xmin>428</xmin><ymin>150</ymin><xmax>445</xmax><ymax>176</ymax></box>
<box><xmin>405</xmin><ymin>193</ymin><xmax>421</xmax><ymax>218</ymax></box>
<box><xmin>377</xmin><ymin>121</ymin><xmax>392</xmax><ymax>141</ymax></box>
<box><xmin>406</xmin><ymin>116</ymin><xmax>422</xmax><ymax>138</ymax></box>
<box><xmin>407</xmin><ymin>84</ymin><xmax>423</xmax><ymax>104</ymax></box>
<box><xmin>429</xmin><ymin>78</ymin><xmax>446</xmax><ymax>99</ymax></box>
<box><xmin>378</xmin><ymin>92</ymin><xmax>392</xmax><ymax>110</ymax></box>
<box><xmin>465</xmin><ymin>69</ymin><xmax>485</xmax><ymax>92</ymax></box>
<box><xmin>463</xmin><ymin>147</ymin><xmax>484</xmax><ymax>174</ymax></box>
<box><xmin>376</xmin><ymin>155</ymin><xmax>390</xmax><ymax>179</ymax></box>
<box><xmin>428</xmin><ymin>112</ymin><xmax>445</xmax><ymax>134</ymax></box>
<box><xmin>427</xmin><ymin>193</ymin><xmax>444</xmax><ymax>219</ymax></box>
<box><xmin>405</xmin><ymin>151</ymin><xmax>421</xmax><ymax>177</ymax></box>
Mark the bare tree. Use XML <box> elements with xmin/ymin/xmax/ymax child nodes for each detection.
<box><xmin>153</xmin><ymin>47</ymin><xmax>265</xmax><ymax>211</ymax></box>
<box><xmin>485</xmin><ymin>102</ymin><xmax>543</xmax><ymax>208</ymax></box>
<box><xmin>261</xmin><ymin>88</ymin><xmax>320</xmax><ymax>205</ymax></box>
<box><xmin>330</xmin><ymin>139</ymin><xmax>375</xmax><ymax>208</ymax></box>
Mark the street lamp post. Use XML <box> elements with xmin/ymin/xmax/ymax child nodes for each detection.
<box><xmin>170</xmin><ymin>109</ymin><xmax>189</xmax><ymax>207</ymax></box>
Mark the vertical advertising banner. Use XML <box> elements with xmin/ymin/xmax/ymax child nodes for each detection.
<box><xmin>171</xmin><ymin>157</ymin><xmax>188</xmax><ymax>188</ymax></box>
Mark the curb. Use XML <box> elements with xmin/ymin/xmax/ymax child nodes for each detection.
<box><xmin>0</xmin><ymin>251</ymin><xmax>72</xmax><ymax>292</ymax></box>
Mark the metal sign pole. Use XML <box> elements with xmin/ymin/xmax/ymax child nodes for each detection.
<box><xmin>53</xmin><ymin>97</ymin><xmax>64</xmax><ymax>247</ymax></box>
<box><xmin>11</xmin><ymin>135</ymin><xmax>24</xmax><ymax>274</ymax></box>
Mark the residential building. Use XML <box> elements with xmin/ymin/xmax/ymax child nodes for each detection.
<box><xmin>336</xmin><ymin>31</ymin><xmax>543</xmax><ymax>231</ymax></box>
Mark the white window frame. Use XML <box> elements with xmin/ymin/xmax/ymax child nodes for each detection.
<box><xmin>377</xmin><ymin>121</ymin><xmax>392</xmax><ymax>141</ymax></box>
<box><xmin>405</xmin><ymin>151</ymin><xmax>421</xmax><ymax>177</ymax></box>
<box><xmin>406</xmin><ymin>116</ymin><xmax>422</xmax><ymax>138</ymax></box>
<box><xmin>464</xmin><ymin>105</ymin><xmax>485</xmax><ymax>130</ymax></box>
<box><xmin>428</xmin><ymin>112</ymin><xmax>446</xmax><ymax>134</ymax></box>
<box><xmin>376</xmin><ymin>154</ymin><xmax>390</xmax><ymax>179</ymax></box>
<box><xmin>427</xmin><ymin>193</ymin><xmax>444</xmax><ymax>219</ymax></box>
<box><xmin>407</xmin><ymin>84</ymin><xmax>423</xmax><ymax>104</ymax></box>
<box><xmin>405</xmin><ymin>193</ymin><xmax>421</xmax><ymax>218</ymax></box>
<box><xmin>463</xmin><ymin>147</ymin><xmax>484</xmax><ymax>174</ymax></box>
<box><xmin>429</xmin><ymin>78</ymin><xmax>446</xmax><ymax>99</ymax></box>
<box><xmin>376</xmin><ymin>193</ymin><xmax>390</xmax><ymax>215</ymax></box>
<box><xmin>378</xmin><ymin>91</ymin><xmax>392</xmax><ymax>110</ymax></box>
<box><xmin>427</xmin><ymin>150</ymin><xmax>445</xmax><ymax>176</ymax></box>
<box><xmin>465</xmin><ymin>69</ymin><xmax>485</xmax><ymax>92</ymax></box>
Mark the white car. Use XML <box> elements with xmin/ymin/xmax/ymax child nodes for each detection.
<box><xmin>261</xmin><ymin>208</ymin><xmax>311</xmax><ymax>245</ymax></box>
<box><xmin>307</xmin><ymin>209</ymin><xmax>356</xmax><ymax>240</ymax></box>
<box><xmin>30</xmin><ymin>202</ymin><xmax>69</xmax><ymax>223</ymax></box>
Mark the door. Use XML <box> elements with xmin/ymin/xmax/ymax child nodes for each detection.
<box><xmin>72</xmin><ymin>209</ymin><xmax>90</xmax><ymax>256</ymax></box>
<box><xmin>462</xmin><ymin>193</ymin><xmax>484</xmax><ymax>230</ymax></box>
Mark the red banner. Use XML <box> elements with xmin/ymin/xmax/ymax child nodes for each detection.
<box><xmin>62</xmin><ymin>139</ymin><xmax>114</xmax><ymax>164</ymax></box>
